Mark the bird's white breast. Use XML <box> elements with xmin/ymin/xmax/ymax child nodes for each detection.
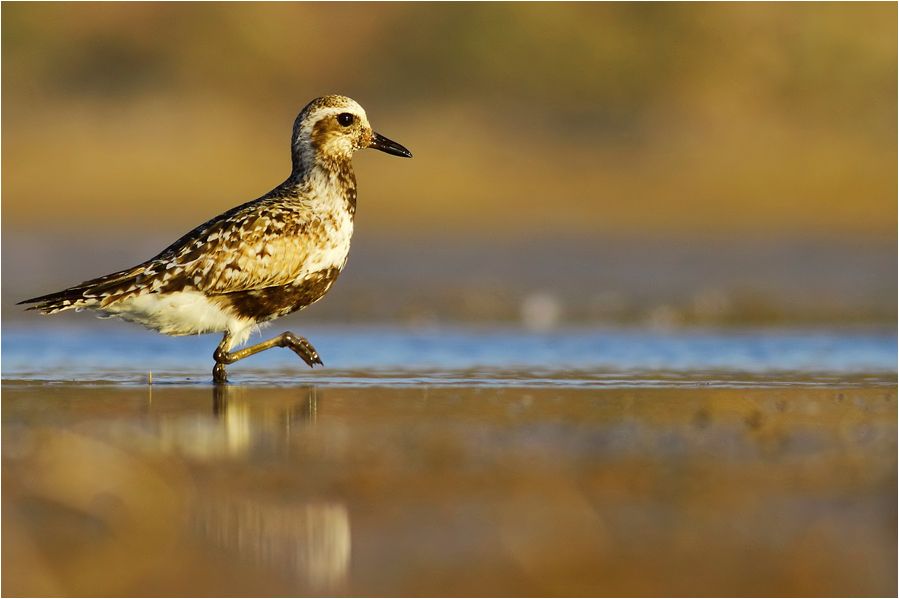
<box><xmin>295</xmin><ymin>174</ymin><xmax>355</xmax><ymax>279</ymax></box>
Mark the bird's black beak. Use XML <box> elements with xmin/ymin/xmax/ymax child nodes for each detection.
<box><xmin>369</xmin><ymin>132</ymin><xmax>412</xmax><ymax>158</ymax></box>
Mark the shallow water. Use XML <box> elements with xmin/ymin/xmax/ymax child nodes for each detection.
<box><xmin>3</xmin><ymin>323</ymin><xmax>896</xmax><ymax>384</ymax></box>
<box><xmin>2</xmin><ymin>325</ymin><xmax>897</xmax><ymax>596</ymax></box>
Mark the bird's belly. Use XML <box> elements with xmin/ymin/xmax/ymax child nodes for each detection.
<box><xmin>220</xmin><ymin>266</ymin><xmax>342</xmax><ymax>322</ymax></box>
<box><xmin>102</xmin><ymin>290</ymin><xmax>248</xmax><ymax>336</ymax></box>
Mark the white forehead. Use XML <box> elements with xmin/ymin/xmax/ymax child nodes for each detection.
<box><xmin>305</xmin><ymin>99</ymin><xmax>368</xmax><ymax>125</ymax></box>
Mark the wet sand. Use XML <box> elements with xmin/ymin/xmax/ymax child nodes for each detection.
<box><xmin>2</xmin><ymin>381</ymin><xmax>896</xmax><ymax>597</ymax></box>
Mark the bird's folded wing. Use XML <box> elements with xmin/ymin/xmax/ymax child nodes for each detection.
<box><xmin>160</xmin><ymin>204</ymin><xmax>320</xmax><ymax>295</ymax></box>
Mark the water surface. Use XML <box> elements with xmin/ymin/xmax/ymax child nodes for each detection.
<box><xmin>2</xmin><ymin>324</ymin><xmax>896</xmax><ymax>596</ymax></box>
<box><xmin>3</xmin><ymin>324</ymin><xmax>895</xmax><ymax>385</ymax></box>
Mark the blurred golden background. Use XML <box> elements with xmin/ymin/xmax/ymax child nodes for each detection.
<box><xmin>2</xmin><ymin>9</ymin><xmax>897</xmax><ymax>595</ymax></box>
<box><xmin>3</xmin><ymin>2</ymin><xmax>896</xmax><ymax>325</ymax></box>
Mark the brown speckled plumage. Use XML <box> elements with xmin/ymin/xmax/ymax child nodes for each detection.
<box><xmin>20</xmin><ymin>95</ymin><xmax>412</xmax><ymax>382</ymax></box>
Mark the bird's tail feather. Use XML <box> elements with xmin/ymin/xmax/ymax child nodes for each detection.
<box><xmin>18</xmin><ymin>265</ymin><xmax>147</xmax><ymax>314</ymax></box>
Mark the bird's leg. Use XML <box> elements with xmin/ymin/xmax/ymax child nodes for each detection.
<box><xmin>219</xmin><ymin>332</ymin><xmax>323</xmax><ymax>367</ymax></box>
<box><xmin>213</xmin><ymin>331</ymin><xmax>323</xmax><ymax>383</ymax></box>
<box><xmin>212</xmin><ymin>333</ymin><xmax>232</xmax><ymax>384</ymax></box>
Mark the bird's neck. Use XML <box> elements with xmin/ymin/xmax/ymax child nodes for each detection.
<box><xmin>288</xmin><ymin>158</ymin><xmax>357</xmax><ymax>216</ymax></box>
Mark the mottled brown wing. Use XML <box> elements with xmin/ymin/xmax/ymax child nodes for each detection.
<box><xmin>165</xmin><ymin>202</ymin><xmax>316</xmax><ymax>295</ymax></box>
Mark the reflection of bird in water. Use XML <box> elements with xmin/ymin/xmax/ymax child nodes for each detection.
<box><xmin>193</xmin><ymin>498</ymin><xmax>351</xmax><ymax>591</ymax></box>
<box><xmin>212</xmin><ymin>384</ymin><xmax>318</xmax><ymax>429</ymax></box>
<box><xmin>194</xmin><ymin>387</ymin><xmax>350</xmax><ymax>590</ymax></box>
<box><xmin>149</xmin><ymin>385</ymin><xmax>321</xmax><ymax>458</ymax></box>
<box><xmin>19</xmin><ymin>95</ymin><xmax>412</xmax><ymax>383</ymax></box>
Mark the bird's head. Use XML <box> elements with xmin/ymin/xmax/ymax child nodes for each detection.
<box><xmin>291</xmin><ymin>95</ymin><xmax>411</xmax><ymax>172</ymax></box>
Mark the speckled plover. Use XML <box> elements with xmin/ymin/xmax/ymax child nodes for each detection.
<box><xmin>20</xmin><ymin>95</ymin><xmax>412</xmax><ymax>383</ymax></box>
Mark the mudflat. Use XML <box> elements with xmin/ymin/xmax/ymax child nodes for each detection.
<box><xmin>3</xmin><ymin>380</ymin><xmax>895</xmax><ymax>597</ymax></box>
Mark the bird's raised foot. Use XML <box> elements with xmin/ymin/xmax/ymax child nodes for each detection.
<box><xmin>279</xmin><ymin>331</ymin><xmax>323</xmax><ymax>368</ymax></box>
<box><xmin>211</xmin><ymin>331</ymin><xmax>322</xmax><ymax>383</ymax></box>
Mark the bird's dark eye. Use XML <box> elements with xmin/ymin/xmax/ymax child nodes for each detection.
<box><xmin>337</xmin><ymin>113</ymin><xmax>355</xmax><ymax>127</ymax></box>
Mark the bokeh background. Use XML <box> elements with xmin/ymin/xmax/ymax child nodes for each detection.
<box><xmin>3</xmin><ymin>2</ymin><xmax>896</xmax><ymax>328</ymax></box>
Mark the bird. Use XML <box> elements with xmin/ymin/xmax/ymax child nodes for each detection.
<box><xmin>19</xmin><ymin>95</ymin><xmax>412</xmax><ymax>383</ymax></box>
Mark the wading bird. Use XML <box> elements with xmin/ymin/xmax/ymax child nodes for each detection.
<box><xmin>20</xmin><ymin>95</ymin><xmax>412</xmax><ymax>383</ymax></box>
